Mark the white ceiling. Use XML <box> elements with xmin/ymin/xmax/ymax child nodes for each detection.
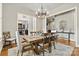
<box><xmin>19</xmin><ymin>3</ymin><xmax>63</xmax><ymax>11</ymax></box>
<box><xmin>3</xmin><ymin>3</ymin><xmax>64</xmax><ymax>16</ymax></box>
<box><xmin>3</xmin><ymin>3</ymin><xmax>79</xmax><ymax>16</ymax></box>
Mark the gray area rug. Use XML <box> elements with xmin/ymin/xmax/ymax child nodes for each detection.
<box><xmin>8</xmin><ymin>43</ymin><xmax>74</xmax><ymax>56</ymax></box>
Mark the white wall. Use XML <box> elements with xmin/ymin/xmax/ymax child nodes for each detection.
<box><xmin>42</xmin><ymin>17</ymin><xmax>47</xmax><ymax>33</ymax></box>
<box><xmin>36</xmin><ymin>17</ymin><xmax>47</xmax><ymax>33</ymax></box>
<box><xmin>2</xmin><ymin>4</ymin><xmax>17</xmax><ymax>37</ymax></box>
<box><xmin>2</xmin><ymin>3</ymin><xmax>33</xmax><ymax>37</ymax></box>
<box><xmin>2</xmin><ymin>3</ymin><xmax>79</xmax><ymax>47</ymax></box>
<box><xmin>53</xmin><ymin>10</ymin><xmax>74</xmax><ymax>31</ymax></box>
<box><xmin>0</xmin><ymin>3</ymin><xmax>2</xmax><ymax>53</ymax></box>
<box><xmin>77</xmin><ymin>6</ymin><xmax>79</xmax><ymax>46</ymax></box>
<box><xmin>49</xmin><ymin>4</ymin><xmax>79</xmax><ymax>46</ymax></box>
<box><xmin>36</xmin><ymin>18</ymin><xmax>43</xmax><ymax>31</ymax></box>
<box><xmin>50</xmin><ymin>4</ymin><xmax>78</xmax><ymax>15</ymax></box>
<box><xmin>50</xmin><ymin>10</ymin><xmax>74</xmax><ymax>41</ymax></box>
<box><xmin>28</xmin><ymin>16</ymin><xmax>33</xmax><ymax>35</ymax></box>
<box><xmin>0</xmin><ymin>3</ymin><xmax>2</xmax><ymax>38</ymax></box>
<box><xmin>33</xmin><ymin>17</ymin><xmax>36</xmax><ymax>31</ymax></box>
<box><xmin>17</xmin><ymin>13</ymin><xmax>34</xmax><ymax>35</ymax></box>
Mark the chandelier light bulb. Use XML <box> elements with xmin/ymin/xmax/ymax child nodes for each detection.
<box><xmin>38</xmin><ymin>9</ymin><xmax>40</xmax><ymax>12</ymax></box>
<box><xmin>35</xmin><ymin>4</ymin><xmax>49</xmax><ymax>18</ymax></box>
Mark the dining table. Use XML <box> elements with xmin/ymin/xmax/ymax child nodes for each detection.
<box><xmin>21</xmin><ymin>35</ymin><xmax>44</xmax><ymax>55</ymax></box>
<box><xmin>21</xmin><ymin>35</ymin><xmax>53</xmax><ymax>55</ymax></box>
<box><xmin>22</xmin><ymin>35</ymin><xmax>44</xmax><ymax>42</ymax></box>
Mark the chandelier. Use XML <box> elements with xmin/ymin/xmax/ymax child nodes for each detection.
<box><xmin>35</xmin><ymin>4</ymin><xmax>49</xmax><ymax>18</ymax></box>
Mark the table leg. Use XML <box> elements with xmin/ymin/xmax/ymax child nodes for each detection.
<box><xmin>68</xmin><ymin>33</ymin><xmax>70</xmax><ymax>44</ymax></box>
<box><xmin>53</xmin><ymin>41</ymin><xmax>56</xmax><ymax>49</ymax></box>
<box><xmin>49</xmin><ymin>41</ymin><xmax>52</xmax><ymax>53</ymax></box>
<box><xmin>42</xmin><ymin>45</ymin><xmax>44</xmax><ymax>56</ymax></box>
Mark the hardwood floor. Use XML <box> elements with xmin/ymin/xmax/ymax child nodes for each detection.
<box><xmin>0</xmin><ymin>43</ymin><xmax>16</xmax><ymax>56</ymax></box>
<box><xmin>58</xmin><ymin>37</ymin><xmax>75</xmax><ymax>47</ymax></box>
<box><xmin>71</xmin><ymin>47</ymin><xmax>79</xmax><ymax>56</ymax></box>
<box><xmin>0</xmin><ymin>38</ymin><xmax>79</xmax><ymax>56</ymax></box>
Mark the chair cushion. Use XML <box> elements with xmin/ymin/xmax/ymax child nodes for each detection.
<box><xmin>39</xmin><ymin>43</ymin><xmax>43</xmax><ymax>46</ymax></box>
<box><xmin>6</xmin><ymin>38</ymin><xmax>15</xmax><ymax>41</ymax></box>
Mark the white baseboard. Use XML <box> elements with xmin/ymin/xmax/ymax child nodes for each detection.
<box><xmin>70</xmin><ymin>39</ymin><xmax>75</xmax><ymax>41</ymax></box>
<box><xmin>76</xmin><ymin>45</ymin><xmax>79</xmax><ymax>47</ymax></box>
<box><xmin>59</xmin><ymin>37</ymin><xmax>75</xmax><ymax>41</ymax></box>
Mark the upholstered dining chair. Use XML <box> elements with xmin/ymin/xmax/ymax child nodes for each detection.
<box><xmin>34</xmin><ymin>36</ymin><xmax>51</xmax><ymax>56</ymax></box>
<box><xmin>15</xmin><ymin>31</ymin><xmax>34</xmax><ymax>56</ymax></box>
<box><xmin>30</xmin><ymin>39</ymin><xmax>43</xmax><ymax>55</ymax></box>
<box><xmin>3</xmin><ymin>32</ymin><xmax>16</xmax><ymax>47</ymax></box>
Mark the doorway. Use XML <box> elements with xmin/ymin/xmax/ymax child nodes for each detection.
<box><xmin>17</xmin><ymin>13</ymin><xmax>28</xmax><ymax>35</ymax></box>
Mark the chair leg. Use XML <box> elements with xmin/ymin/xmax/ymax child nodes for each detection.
<box><xmin>49</xmin><ymin>43</ymin><xmax>52</xmax><ymax>53</ymax></box>
<box><xmin>9</xmin><ymin>41</ymin><xmax>12</xmax><ymax>48</ymax></box>
<box><xmin>3</xmin><ymin>41</ymin><xmax>7</xmax><ymax>48</ymax></box>
<box><xmin>42</xmin><ymin>44</ymin><xmax>44</xmax><ymax>56</ymax></box>
<box><xmin>17</xmin><ymin>50</ymin><xmax>19</xmax><ymax>56</ymax></box>
<box><xmin>53</xmin><ymin>41</ymin><xmax>56</xmax><ymax>49</ymax></box>
<box><xmin>21</xmin><ymin>51</ymin><xmax>23</xmax><ymax>56</ymax></box>
<box><xmin>43</xmin><ymin>48</ymin><xmax>44</xmax><ymax>56</ymax></box>
<box><xmin>15</xmin><ymin>39</ymin><xmax>17</xmax><ymax>44</ymax></box>
<box><xmin>33</xmin><ymin>50</ymin><xmax>36</xmax><ymax>56</ymax></box>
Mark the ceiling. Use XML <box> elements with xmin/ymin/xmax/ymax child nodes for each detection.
<box><xmin>3</xmin><ymin>3</ymin><xmax>79</xmax><ymax>16</ymax></box>
<box><xmin>18</xmin><ymin>3</ymin><xmax>63</xmax><ymax>11</ymax></box>
<box><xmin>3</xmin><ymin>3</ymin><xmax>64</xmax><ymax>16</ymax></box>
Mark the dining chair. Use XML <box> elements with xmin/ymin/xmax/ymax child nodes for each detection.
<box><xmin>34</xmin><ymin>36</ymin><xmax>51</xmax><ymax>56</ymax></box>
<box><xmin>30</xmin><ymin>32</ymin><xmax>36</xmax><ymax>36</ymax></box>
<box><xmin>3</xmin><ymin>32</ymin><xmax>16</xmax><ymax>47</ymax></box>
<box><xmin>50</xmin><ymin>33</ymin><xmax>58</xmax><ymax>49</ymax></box>
<box><xmin>15</xmin><ymin>31</ymin><xmax>20</xmax><ymax>56</ymax></box>
<box><xmin>15</xmin><ymin>31</ymin><xmax>34</xmax><ymax>56</ymax></box>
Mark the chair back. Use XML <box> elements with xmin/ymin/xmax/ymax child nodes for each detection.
<box><xmin>15</xmin><ymin>31</ymin><xmax>19</xmax><ymax>47</ymax></box>
<box><xmin>43</xmin><ymin>36</ymin><xmax>50</xmax><ymax>44</ymax></box>
<box><xmin>51</xmin><ymin>33</ymin><xmax>58</xmax><ymax>41</ymax></box>
<box><xmin>15</xmin><ymin>31</ymin><xmax>22</xmax><ymax>55</ymax></box>
<box><xmin>3</xmin><ymin>32</ymin><xmax>11</xmax><ymax>39</ymax></box>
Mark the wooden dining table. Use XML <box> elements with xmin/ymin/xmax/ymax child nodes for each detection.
<box><xmin>21</xmin><ymin>35</ymin><xmax>53</xmax><ymax>55</ymax></box>
<box><xmin>22</xmin><ymin>35</ymin><xmax>44</xmax><ymax>42</ymax></box>
<box><xmin>21</xmin><ymin>35</ymin><xmax>44</xmax><ymax>55</ymax></box>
